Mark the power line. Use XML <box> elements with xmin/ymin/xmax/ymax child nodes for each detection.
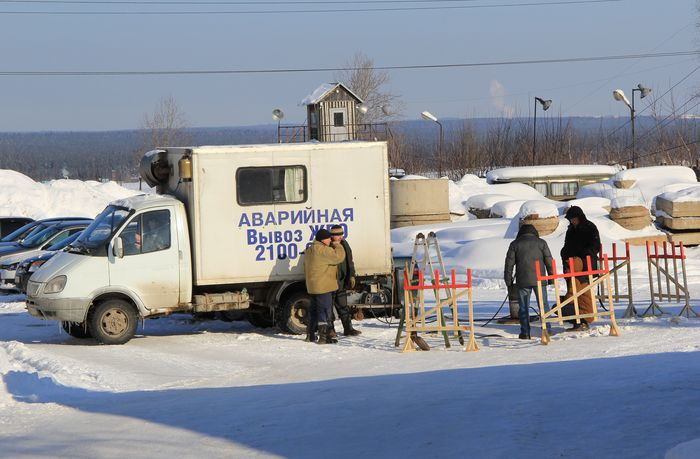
<box><xmin>0</xmin><ymin>50</ymin><xmax>696</xmax><ymax>76</ymax></box>
<box><xmin>0</xmin><ymin>0</ymin><xmax>625</xmax><ymax>14</ymax></box>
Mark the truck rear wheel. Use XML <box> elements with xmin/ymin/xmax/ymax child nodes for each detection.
<box><xmin>275</xmin><ymin>292</ymin><xmax>311</xmax><ymax>335</ymax></box>
<box><xmin>61</xmin><ymin>321</ymin><xmax>92</xmax><ymax>339</ymax></box>
<box><xmin>89</xmin><ymin>299</ymin><xmax>137</xmax><ymax>345</ymax></box>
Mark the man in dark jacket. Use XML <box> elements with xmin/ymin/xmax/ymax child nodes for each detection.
<box><xmin>330</xmin><ymin>225</ymin><xmax>361</xmax><ymax>336</ymax></box>
<box><xmin>504</xmin><ymin>224</ymin><xmax>554</xmax><ymax>339</ymax></box>
<box><xmin>560</xmin><ymin>206</ymin><xmax>601</xmax><ymax>331</ymax></box>
<box><xmin>561</xmin><ymin>205</ymin><xmax>600</xmax><ymax>273</ymax></box>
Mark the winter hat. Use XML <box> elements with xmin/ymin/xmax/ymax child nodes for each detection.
<box><xmin>565</xmin><ymin>205</ymin><xmax>585</xmax><ymax>221</ymax></box>
<box><xmin>330</xmin><ymin>225</ymin><xmax>344</xmax><ymax>236</ymax></box>
<box><xmin>315</xmin><ymin>228</ymin><xmax>332</xmax><ymax>241</ymax></box>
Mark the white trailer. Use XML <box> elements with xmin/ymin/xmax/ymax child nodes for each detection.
<box><xmin>26</xmin><ymin>142</ymin><xmax>393</xmax><ymax>344</ymax></box>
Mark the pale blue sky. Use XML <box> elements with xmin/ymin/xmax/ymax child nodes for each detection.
<box><xmin>0</xmin><ymin>0</ymin><xmax>697</xmax><ymax>131</ymax></box>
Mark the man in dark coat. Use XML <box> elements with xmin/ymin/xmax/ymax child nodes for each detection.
<box><xmin>330</xmin><ymin>225</ymin><xmax>361</xmax><ymax>336</ymax></box>
<box><xmin>560</xmin><ymin>206</ymin><xmax>601</xmax><ymax>331</ymax></box>
<box><xmin>561</xmin><ymin>205</ymin><xmax>600</xmax><ymax>273</ymax></box>
<box><xmin>504</xmin><ymin>224</ymin><xmax>554</xmax><ymax>339</ymax></box>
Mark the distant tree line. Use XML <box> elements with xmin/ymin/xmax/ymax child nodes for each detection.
<box><xmin>0</xmin><ymin>115</ymin><xmax>697</xmax><ymax>183</ymax></box>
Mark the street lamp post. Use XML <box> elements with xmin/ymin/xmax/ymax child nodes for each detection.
<box><xmin>532</xmin><ymin>97</ymin><xmax>552</xmax><ymax>165</ymax></box>
<box><xmin>613</xmin><ymin>84</ymin><xmax>651</xmax><ymax>168</ymax></box>
<box><xmin>421</xmin><ymin>110</ymin><xmax>443</xmax><ymax>177</ymax></box>
<box><xmin>272</xmin><ymin>109</ymin><xmax>284</xmax><ymax>143</ymax></box>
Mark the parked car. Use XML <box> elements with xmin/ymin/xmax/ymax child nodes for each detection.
<box><xmin>13</xmin><ymin>233</ymin><xmax>83</xmax><ymax>293</ymax></box>
<box><xmin>0</xmin><ymin>217</ymin><xmax>92</xmax><ymax>246</ymax></box>
<box><xmin>0</xmin><ymin>217</ymin><xmax>34</xmax><ymax>239</ymax></box>
<box><xmin>0</xmin><ymin>220</ymin><xmax>91</xmax><ymax>289</ymax></box>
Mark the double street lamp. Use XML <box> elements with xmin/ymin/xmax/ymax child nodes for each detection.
<box><xmin>613</xmin><ymin>83</ymin><xmax>651</xmax><ymax>168</ymax></box>
<box><xmin>532</xmin><ymin>96</ymin><xmax>552</xmax><ymax>165</ymax></box>
<box><xmin>421</xmin><ymin>110</ymin><xmax>444</xmax><ymax>177</ymax></box>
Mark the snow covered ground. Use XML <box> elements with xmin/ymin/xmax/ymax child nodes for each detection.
<box><xmin>2</xmin><ymin>168</ymin><xmax>700</xmax><ymax>459</ymax></box>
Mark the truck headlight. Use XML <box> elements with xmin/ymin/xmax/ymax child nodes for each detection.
<box><xmin>44</xmin><ymin>275</ymin><xmax>67</xmax><ymax>294</ymax></box>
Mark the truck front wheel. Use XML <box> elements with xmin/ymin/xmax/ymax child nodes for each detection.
<box><xmin>89</xmin><ymin>299</ymin><xmax>137</xmax><ymax>345</ymax></box>
<box><xmin>275</xmin><ymin>292</ymin><xmax>311</xmax><ymax>335</ymax></box>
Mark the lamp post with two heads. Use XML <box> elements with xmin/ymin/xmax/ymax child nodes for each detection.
<box><xmin>613</xmin><ymin>83</ymin><xmax>651</xmax><ymax>168</ymax></box>
<box><xmin>421</xmin><ymin>110</ymin><xmax>443</xmax><ymax>177</ymax></box>
<box><xmin>532</xmin><ymin>97</ymin><xmax>552</xmax><ymax>165</ymax></box>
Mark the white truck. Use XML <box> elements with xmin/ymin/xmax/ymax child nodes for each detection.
<box><xmin>26</xmin><ymin>142</ymin><xmax>393</xmax><ymax>344</ymax></box>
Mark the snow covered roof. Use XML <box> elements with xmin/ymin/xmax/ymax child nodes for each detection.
<box><xmin>486</xmin><ymin>165</ymin><xmax>618</xmax><ymax>183</ymax></box>
<box><xmin>300</xmin><ymin>82</ymin><xmax>364</xmax><ymax>106</ymax></box>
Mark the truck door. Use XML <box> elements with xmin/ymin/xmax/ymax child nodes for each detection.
<box><xmin>109</xmin><ymin>208</ymin><xmax>180</xmax><ymax>310</ymax></box>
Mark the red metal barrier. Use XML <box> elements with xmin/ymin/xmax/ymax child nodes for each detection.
<box><xmin>644</xmin><ymin>241</ymin><xmax>697</xmax><ymax>317</ymax></box>
<box><xmin>535</xmin><ymin>254</ymin><xmax>620</xmax><ymax>345</ymax></box>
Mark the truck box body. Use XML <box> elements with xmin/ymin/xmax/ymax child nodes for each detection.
<box><xmin>163</xmin><ymin>142</ymin><xmax>391</xmax><ymax>286</ymax></box>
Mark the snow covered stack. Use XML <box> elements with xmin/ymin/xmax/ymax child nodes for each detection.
<box><xmin>609</xmin><ymin>196</ymin><xmax>652</xmax><ymax>230</ymax></box>
<box><xmin>655</xmin><ymin>185</ymin><xmax>700</xmax><ymax>245</ymax></box>
<box><xmin>465</xmin><ymin>194</ymin><xmax>512</xmax><ymax>219</ymax></box>
<box><xmin>517</xmin><ymin>200</ymin><xmax>560</xmax><ymax>236</ymax></box>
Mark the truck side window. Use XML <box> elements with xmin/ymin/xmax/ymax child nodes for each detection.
<box><xmin>122</xmin><ymin>210</ymin><xmax>171</xmax><ymax>255</ymax></box>
<box><xmin>237</xmin><ymin>166</ymin><xmax>307</xmax><ymax>205</ymax></box>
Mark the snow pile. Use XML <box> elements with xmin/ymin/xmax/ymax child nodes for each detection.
<box><xmin>465</xmin><ymin>193</ymin><xmax>513</xmax><ymax>212</ymax></box>
<box><xmin>518</xmin><ymin>200</ymin><xmax>558</xmax><ymax>219</ymax></box>
<box><xmin>490</xmin><ymin>200</ymin><xmax>527</xmax><ymax>218</ymax></box>
<box><xmin>0</xmin><ymin>170</ymin><xmax>142</xmax><ymax>219</ymax></box>
<box><xmin>564</xmin><ymin>197</ymin><xmax>610</xmax><ymax>217</ymax></box>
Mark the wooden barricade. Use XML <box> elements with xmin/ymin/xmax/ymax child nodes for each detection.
<box><xmin>597</xmin><ymin>242</ymin><xmax>636</xmax><ymax>317</ymax></box>
<box><xmin>400</xmin><ymin>268</ymin><xmax>478</xmax><ymax>352</ymax></box>
<box><xmin>535</xmin><ymin>255</ymin><xmax>621</xmax><ymax>345</ymax></box>
<box><xmin>644</xmin><ymin>241</ymin><xmax>699</xmax><ymax>318</ymax></box>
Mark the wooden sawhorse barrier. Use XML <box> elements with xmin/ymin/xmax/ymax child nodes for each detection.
<box><xmin>536</xmin><ymin>255</ymin><xmax>621</xmax><ymax>345</ymax></box>
<box><xmin>400</xmin><ymin>269</ymin><xmax>478</xmax><ymax>352</ymax></box>
<box><xmin>644</xmin><ymin>241</ymin><xmax>699</xmax><ymax>318</ymax></box>
<box><xmin>597</xmin><ymin>242</ymin><xmax>635</xmax><ymax>317</ymax></box>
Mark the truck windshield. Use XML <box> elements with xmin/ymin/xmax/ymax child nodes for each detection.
<box><xmin>75</xmin><ymin>206</ymin><xmax>131</xmax><ymax>250</ymax></box>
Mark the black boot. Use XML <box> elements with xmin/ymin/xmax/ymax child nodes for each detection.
<box><xmin>305</xmin><ymin>329</ymin><xmax>317</xmax><ymax>343</ymax></box>
<box><xmin>328</xmin><ymin>322</ymin><xmax>338</xmax><ymax>340</ymax></box>
<box><xmin>317</xmin><ymin>325</ymin><xmax>329</xmax><ymax>344</ymax></box>
<box><xmin>326</xmin><ymin>323</ymin><xmax>338</xmax><ymax>344</ymax></box>
<box><xmin>341</xmin><ymin>316</ymin><xmax>361</xmax><ymax>336</ymax></box>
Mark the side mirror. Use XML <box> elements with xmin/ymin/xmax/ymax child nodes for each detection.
<box><xmin>113</xmin><ymin>237</ymin><xmax>124</xmax><ymax>259</ymax></box>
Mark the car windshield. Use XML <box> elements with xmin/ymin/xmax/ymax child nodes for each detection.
<box><xmin>75</xmin><ymin>206</ymin><xmax>131</xmax><ymax>250</ymax></box>
<box><xmin>19</xmin><ymin>224</ymin><xmax>62</xmax><ymax>248</ymax></box>
<box><xmin>46</xmin><ymin>232</ymin><xmax>81</xmax><ymax>251</ymax></box>
<box><xmin>1</xmin><ymin>221</ymin><xmax>42</xmax><ymax>243</ymax></box>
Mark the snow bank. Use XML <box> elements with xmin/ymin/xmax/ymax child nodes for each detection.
<box><xmin>518</xmin><ymin>200</ymin><xmax>558</xmax><ymax>219</ymax></box>
<box><xmin>565</xmin><ymin>197</ymin><xmax>611</xmax><ymax>217</ymax></box>
<box><xmin>0</xmin><ymin>170</ymin><xmax>142</xmax><ymax>219</ymax></box>
<box><xmin>490</xmin><ymin>200</ymin><xmax>527</xmax><ymax>218</ymax></box>
<box><xmin>465</xmin><ymin>193</ymin><xmax>513</xmax><ymax>211</ymax></box>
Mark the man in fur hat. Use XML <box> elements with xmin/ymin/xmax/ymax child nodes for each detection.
<box><xmin>303</xmin><ymin>228</ymin><xmax>345</xmax><ymax>344</ymax></box>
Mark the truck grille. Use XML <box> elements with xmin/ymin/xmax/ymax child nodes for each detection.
<box><xmin>27</xmin><ymin>280</ymin><xmax>41</xmax><ymax>297</ymax></box>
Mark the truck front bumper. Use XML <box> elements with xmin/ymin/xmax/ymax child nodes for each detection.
<box><xmin>26</xmin><ymin>295</ymin><xmax>91</xmax><ymax>323</ymax></box>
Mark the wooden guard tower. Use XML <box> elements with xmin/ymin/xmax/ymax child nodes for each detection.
<box><xmin>300</xmin><ymin>82</ymin><xmax>364</xmax><ymax>142</ymax></box>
